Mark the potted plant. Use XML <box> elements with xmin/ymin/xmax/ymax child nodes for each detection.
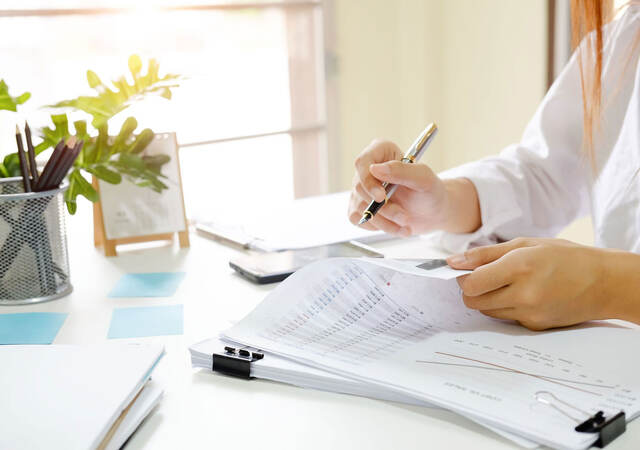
<box><xmin>0</xmin><ymin>54</ymin><xmax>181</xmax><ymax>214</ymax></box>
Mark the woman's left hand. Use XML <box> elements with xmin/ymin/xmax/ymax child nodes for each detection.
<box><xmin>446</xmin><ymin>238</ymin><xmax>610</xmax><ymax>331</ymax></box>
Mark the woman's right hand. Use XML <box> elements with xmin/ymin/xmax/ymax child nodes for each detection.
<box><xmin>348</xmin><ymin>139</ymin><xmax>453</xmax><ymax>236</ymax></box>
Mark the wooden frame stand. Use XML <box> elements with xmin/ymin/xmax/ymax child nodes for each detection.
<box><xmin>91</xmin><ymin>133</ymin><xmax>189</xmax><ymax>257</ymax></box>
<box><xmin>92</xmin><ymin>178</ymin><xmax>189</xmax><ymax>257</ymax></box>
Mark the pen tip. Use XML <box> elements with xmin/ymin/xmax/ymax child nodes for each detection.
<box><xmin>15</xmin><ymin>124</ymin><xmax>20</xmax><ymax>134</ymax></box>
<box><xmin>358</xmin><ymin>217</ymin><xmax>368</xmax><ymax>225</ymax></box>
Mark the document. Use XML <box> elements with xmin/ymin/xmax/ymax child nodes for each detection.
<box><xmin>197</xmin><ymin>191</ymin><xmax>386</xmax><ymax>251</ymax></box>
<box><xmin>223</xmin><ymin>258</ymin><xmax>640</xmax><ymax>450</ymax></box>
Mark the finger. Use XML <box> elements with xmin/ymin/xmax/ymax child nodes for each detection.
<box><xmin>353</xmin><ymin>182</ymin><xmax>408</xmax><ymax>226</ymax></box>
<box><xmin>376</xmin><ymin>202</ymin><xmax>409</xmax><ymax>227</ymax></box>
<box><xmin>447</xmin><ymin>238</ymin><xmax>537</xmax><ymax>270</ymax></box>
<box><xmin>480</xmin><ymin>308</ymin><xmax>518</xmax><ymax>321</ymax></box>
<box><xmin>355</xmin><ymin>182</ymin><xmax>372</xmax><ymax>203</ymax></box>
<box><xmin>348</xmin><ymin>197</ymin><xmax>389</xmax><ymax>231</ymax></box>
<box><xmin>365</xmin><ymin>206</ymin><xmax>409</xmax><ymax>236</ymax></box>
<box><xmin>369</xmin><ymin>161</ymin><xmax>439</xmax><ymax>192</ymax></box>
<box><xmin>348</xmin><ymin>195</ymin><xmax>377</xmax><ymax>230</ymax></box>
<box><xmin>461</xmin><ymin>285</ymin><xmax>516</xmax><ymax>310</ymax></box>
<box><xmin>354</xmin><ymin>140</ymin><xmax>402</xmax><ymax>203</ymax></box>
<box><xmin>458</xmin><ymin>258</ymin><xmax>517</xmax><ymax>296</ymax></box>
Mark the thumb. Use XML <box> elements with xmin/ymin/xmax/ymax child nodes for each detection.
<box><xmin>369</xmin><ymin>161</ymin><xmax>439</xmax><ymax>192</ymax></box>
<box><xmin>447</xmin><ymin>239</ymin><xmax>535</xmax><ymax>270</ymax></box>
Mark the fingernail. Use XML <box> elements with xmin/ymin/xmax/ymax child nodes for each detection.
<box><xmin>447</xmin><ymin>253</ymin><xmax>467</xmax><ymax>266</ymax></box>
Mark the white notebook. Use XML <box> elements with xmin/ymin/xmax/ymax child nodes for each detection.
<box><xmin>0</xmin><ymin>343</ymin><xmax>164</xmax><ymax>450</ymax></box>
<box><xmin>220</xmin><ymin>257</ymin><xmax>640</xmax><ymax>450</ymax></box>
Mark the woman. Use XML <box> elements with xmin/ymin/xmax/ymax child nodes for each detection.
<box><xmin>348</xmin><ymin>0</ymin><xmax>640</xmax><ymax>331</ymax></box>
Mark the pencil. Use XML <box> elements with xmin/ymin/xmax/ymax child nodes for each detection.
<box><xmin>34</xmin><ymin>139</ymin><xmax>66</xmax><ymax>192</ymax></box>
<box><xmin>24</xmin><ymin>121</ymin><xmax>39</xmax><ymax>185</ymax></box>
<box><xmin>44</xmin><ymin>137</ymin><xmax>77</xmax><ymax>190</ymax></box>
<box><xmin>15</xmin><ymin>125</ymin><xmax>32</xmax><ymax>193</ymax></box>
<box><xmin>50</xmin><ymin>139</ymin><xmax>83</xmax><ymax>189</ymax></box>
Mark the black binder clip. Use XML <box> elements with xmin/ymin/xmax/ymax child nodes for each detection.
<box><xmin>575</xmin><ymin>410</ymin><xmax>626</xmax><ymax>448</ymax></box>
<box><xmin>535</xmin><ymin>391</ymin><xmax>626</xmax><ymax>448</ymax></box>
<box><xmin>212</xmin><ymin>346</ymin><xmax>264</xmax><ymax>380</ymax></box>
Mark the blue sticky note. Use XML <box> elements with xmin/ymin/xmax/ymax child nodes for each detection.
<box><xmin>108</xmin><ymin>272</ymin><xmax>186</xmax><ymax>298</ymax></box>
<box><xmin>107</xmin><ymin>305</ymin><xmax>183</xmax><ymax>339</ymax></box>
<box><xmin>0</xmin><ymin>312</ymin><xmax>68</xmax><ymax>345</ymax></box>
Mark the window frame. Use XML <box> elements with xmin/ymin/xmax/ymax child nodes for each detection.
<box><xmin>0</xmin><ymin>0</ymin><xmax>333</xmax><ymax>198</ymax></box>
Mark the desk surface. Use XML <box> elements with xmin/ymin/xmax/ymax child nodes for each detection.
<box><xmin>4</xmin><ymin>209</ymin><xmax>639</xmax><ymax>450</ymax></box>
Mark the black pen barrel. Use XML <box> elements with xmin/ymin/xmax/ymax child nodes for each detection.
<box><xmin>364</xmin><ymin>199</ymin><xmax>385</xmax><ymax>219</ymax></box>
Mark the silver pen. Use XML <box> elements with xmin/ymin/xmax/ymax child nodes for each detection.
<box><xmin>358</xmin><ymin>123</ymin><xmax>438</xmax><ymax>225</ymax></box>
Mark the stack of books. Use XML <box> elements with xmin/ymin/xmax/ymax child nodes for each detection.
<box><xmin>1</xmin><ymin>343</ymin><xmax>164</xmax><ymax>450</ymax></box>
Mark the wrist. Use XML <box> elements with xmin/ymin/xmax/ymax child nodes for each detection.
<box><xmin>596</xmin><ymin>248</ymin><xmax>640</xmax><ymax>323</ymax></box>
<box><xmin>441</xmin><ymin>178</ymin><xmax>482</xmax><ymax>233</ymax></box>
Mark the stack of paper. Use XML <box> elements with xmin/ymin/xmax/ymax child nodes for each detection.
<box><xmin>191</xmin><ymin>337</ymin><xmax>538</xmax><ymax>447</ymax></box>
<box><xmin>1</xmin><ymin>343</ymin><xmax>164</xmax><ymax>450</ymax></box>
<box><xmin>193</xmin><ymin>257</ymin><xmax>640</xmax><ymax>449</ymax></box>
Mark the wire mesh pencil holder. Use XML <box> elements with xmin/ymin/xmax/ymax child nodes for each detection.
<box><xmin>0</xmin><ymin>177</ymin><xmax>72</xmax><ymax>304</ymax></box>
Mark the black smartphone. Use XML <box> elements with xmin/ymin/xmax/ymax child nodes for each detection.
<box><xmin>229</xmin><ymin>242</ymin><xmax>383</xmax><ymax>284</ymax></box>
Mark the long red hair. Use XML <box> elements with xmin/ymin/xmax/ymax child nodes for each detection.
<box><xmin>570</xmin><ymin>0</ymin><xmax>615</xmax><ymax>163</ymax></box>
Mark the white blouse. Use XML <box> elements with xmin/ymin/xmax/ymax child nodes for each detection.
<box><xmin>438</xmin><ymin>5</ymin><xmax>640</xmax><ymax>253</ymax></box>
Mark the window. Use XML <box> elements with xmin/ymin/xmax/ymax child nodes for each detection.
<box><xmin>0</xmin><ymin>0</ymin><xmax>330</xmax><ymax>221</ymax></box>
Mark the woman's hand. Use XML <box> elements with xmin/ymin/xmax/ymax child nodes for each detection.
<box><xmin>446</xmin><ymin>238</ymin><xmax>616</xmax><ymax>331</ymax></box>
<box><xmin>348</xmin><ymin>139</ymin><xmax>481</xmax><ymax>236</ymax></box>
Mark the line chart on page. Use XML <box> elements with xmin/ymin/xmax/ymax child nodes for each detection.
<box><xmin>416</xmin><ymin>352</ymin><xmax>616</xmax><ymax>395</ymax></box>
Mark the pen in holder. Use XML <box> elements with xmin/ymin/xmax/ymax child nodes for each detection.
<box><xmin>0</xmin><ymin>177</ymin><xmax>72</xmax><ymax>304</ymax></box>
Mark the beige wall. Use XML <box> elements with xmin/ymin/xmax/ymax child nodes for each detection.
<box><xmin>331</xmin><ymin>0</ymin><xmax>594</xmax><ymax>244</ymax></box>
<box><xmin>331</xmin><ymin>0</ymin><xmax>444</xmax><ymax>187</ymax></box>
<box><xmin>332</xmin><ymin>0</ymin><xmax>547</xmax><ymax>185</ymax></box>
<box><xmin>439</xmin><ymin>1</ymin><xmax>547</xmax><ymax>168</ymax></box>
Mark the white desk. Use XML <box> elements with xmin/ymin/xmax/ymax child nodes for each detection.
<box><xmin>4</xmin><ymin>208</ymin><xmax>639</xmax><ymax>450</ymax></box>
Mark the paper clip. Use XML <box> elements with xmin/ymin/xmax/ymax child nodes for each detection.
<box><xmin>535</xmin><ymin>391</ymin><xmax>626</xmax><ymax>448</ymax></box>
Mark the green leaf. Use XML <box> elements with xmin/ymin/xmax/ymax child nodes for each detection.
<box><xmin>0</xmin><ymin>79</ymin><xmax>31</xmax><ymax>112</ymax></box>
<box><xmin>73</xmin><ymin>120</ymin><xmax>88</xmax><ymax>139</ymax></box>
<box><xmin>129</xmin><ymin>128</ymin><xmax>154</xmax><ymax>154</ymax></box>
<box><xmin>2</xmin><ymin>153</ymin><xmax>20</xmax><ymax>177</ymax></box>
<box><xmin>128</xmin><ymin>55</ymin><xmax>142</xmax><ymax>76</ymax></box>
<box><xmin>84</xmin><ymin>164</ymin><xmax>122</xmax><ymax>184</ymax></box>
<box><xmin>113</xmin><ymin>117</ymin><xmax>137</xmax><ymax>147</ymax></box>
<box><xmin>86</xmin><ymin>70</ymin><xmax>103</xmax><ymax>89</ymax></box>
<box><xmin>64</xmin><ymin>173</ymin><xmax>78</xmax><ymax>214</ymax></box>
<box><xmin>16</xmin><ymin>92</ymin><xmax>31</xmax><ymax>104</ymax></box>
<box><xmin>47</xmin><ymin>56</ymin><xmax>182</xmax><ymax>128</ymax></box>
<box><xmin>118</xmin><ymin>153</ymin><xmax>146</xmax><ymax>171</ymax></box>
<box><xmin>142</xmin><ymin>154</ymin><xmax>170</xmax><ymax>173</ymax></box>
<box><xmin>93</xmin><ymin>124</ymin><xmax>109</xmax><ymax>163</ymax></box>
<box><xmin>65</xmin><ymin>197</ymin><xmax>77</xmax><ymax>215</ymax></box>
<box><xmin>51</xmin><ymin>114</ymin><xmax>69</xmax><ymax>137</ymax></box>
<box><xmin>70</xmin><ymin>169</ymin><xmax>99</xmax><ymax>202</ymax></box>
<box><xmin>34</xmin><ymin>113</ymin><xmax>71</xmax><ymax>154</ymax></box>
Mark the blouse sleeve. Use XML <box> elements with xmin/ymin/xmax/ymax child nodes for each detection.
<box><xmin>434</xmin><ymin>49</ymin><xmax>590</xmax><ymax>253</ymax></box>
